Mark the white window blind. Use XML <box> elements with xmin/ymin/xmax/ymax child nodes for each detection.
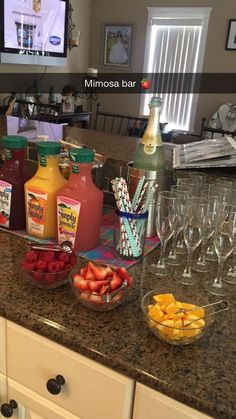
<box><xmin>141</xmin><ymin>8</ymin><xmax>211</xmax><ymax>131</ymax></box>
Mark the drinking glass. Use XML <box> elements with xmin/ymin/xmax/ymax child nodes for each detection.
<box><xmin>193</xmin><ymin>196</ymin><xmax>221</xmax><ymax>273</ymax></box>
<box><xmin>205</xmin><ymin>212</ymin><xmax>233</xmax><ymax>296</ymax></box>
<box><xmin>188</xmin><ymin>171</ymin><xmax>208</xmax><ymax>184</ymax></box>
<box><xmin>176</xmin><ymin>197</ymin><xmax>208</xmax><ymax>285</ymax></box>
<box><xmin>166</xmin><ymin>185</ymin><xmax>191</xmax><ymax>265</ymax></box>
<box><xmin>150</xmin><ymin>191</ymin><xmax>179</xmax><ymax>277</ymax></box>
<box><xmin>224</xmin><ymin>208</ymin><xmax>236</xmax><ymax>284</ymax></box>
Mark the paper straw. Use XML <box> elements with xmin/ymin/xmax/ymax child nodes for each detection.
<box><xmin>131</xmin><ymin>176</ymin><xmax>146</xmax><ymax>211</ymax></box>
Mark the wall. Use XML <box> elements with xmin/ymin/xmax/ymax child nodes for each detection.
<box><xmin>0</xmin><ymin>0</ymin><xmax>91</xmax><ymax>103</ymax></box>
<box><xmin>89</xmin><ymin>0</ymin><xmax>236</xmax><ymax>131</ymax></box>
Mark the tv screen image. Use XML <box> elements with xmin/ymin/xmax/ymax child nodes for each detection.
<box><xmin>0</xmin><ymin>0</ymin><xmax>68</xmax><ymax>66</ymax></box>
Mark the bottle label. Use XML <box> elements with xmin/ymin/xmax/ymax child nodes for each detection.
<box><xmin>39</xmin><ymin>156</ymin><xmax>47</xmax><ymax>167</ymax></box>
<box><xmin>0</xmin><ymin>181</ymin><xmax>12</xmax><ymax>228</ymax></box>
<box><xmin>26</xmin><ymin>188</ymin><xmax>47</xmax><ymax>237</ymax></box>
<box><xmin>57</xmin><ymin>196</ymin><xmax>81</xmax><ymax>249</ymax></box>
<box><xmin>5</xmin><ymin>149</ymin><xmax>12</xmax><ymax>160</ymax></box>
<box><xmin>143</xmin><ymin>144</ymin><xmax>157</xmax><ymax>155</ymax></box>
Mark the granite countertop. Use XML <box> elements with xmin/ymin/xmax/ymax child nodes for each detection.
<box><xmin>0</xmin><ymin>231</ymin><xmax>235</xmax><ymax>419</ymax></box>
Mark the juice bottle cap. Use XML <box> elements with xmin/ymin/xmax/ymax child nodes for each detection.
<box><xmin>69</xmin><ymin>147</ymin><xmax>95</xmax><ymax>163</ymax></box>
<box><xmin>37</xmin><ymin>141</ymin><xmax>61</xmax><ymax>156</ymax></box>
<box><xmin>149</xmin><ymin>97</ymin><xmax>162</xmax><ymax>107</ymax></box>
<box><xmin>1</xmin><ymin>135</ymin><xmax>27</xmax><ymax>149</ymax></box>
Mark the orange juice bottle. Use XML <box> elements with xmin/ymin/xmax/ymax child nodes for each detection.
<box><xmin>24</xmin><ymin>142</ymin><xmax>66</xmax><ymax>239</ymax></box>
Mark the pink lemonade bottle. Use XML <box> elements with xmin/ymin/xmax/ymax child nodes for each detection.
<box><xmin>56</xmin><ymin>148</ymin><xmax>104</xmax><ymax>252</ymax></box>
<box><xmin>0</xmin><ymin>135</ymin><xmax>31</xmax><ymax>230</ymax></box>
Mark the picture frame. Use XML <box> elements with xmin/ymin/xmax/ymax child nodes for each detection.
<box><xmin>102</xmin><ymin>24</ymin><xmax>134</xmax><ymax>68</ymax></box>
<box><xmin>62</xmin><ymin>96</ymin><xmax>75</xmax><ymax>113</ymax></box>
<box><xmin>225</xmin><ymin>19</ymin><xmax>236</xmax><ymax>50</ymax></box>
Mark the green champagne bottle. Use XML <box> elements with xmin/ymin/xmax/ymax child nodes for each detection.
<box><xmin>133</xmin><ymin>97</ymin><xmax>166</xmax><ymax>172</ymax></box>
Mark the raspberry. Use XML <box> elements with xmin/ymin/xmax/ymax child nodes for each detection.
<box><xmin>58</xmin><ymin>252</ymin><xmax>70</xmax><ymax>263</ymax></box>
<box><xmin>47</xmin><ymin>261</ymin><xmax>61</xmax><ymax>273</ymax></box>
<box><xmin>58</xmin><ymin>260</ymin><xmax>65</xmax><ymax>271</ymax></box>
<box><xmin>36</xmin><ymin>260</ymin><xmax>47</xmax><ymax>271</ymax></box>
<box><xmin>33</xmin><ymin>271</ymin><xmax>44</xmax><ymax>282</ymax></box>
<box><xmin>24</xmin><ymin>262</ymin><xmax>36</xmax><ymax>270</ymax></box>
<box><xmin>44</xmin><ymin>273</ymin><xmax>56</xmax><ymax>283</ymax></box>
<box><xmin>26</xmin><ymin>251</ymin><xmax>38</xmax><ymax>263</ymax></box>
<box><xmin>43</xmin><ymin>251</ymin><xmax>56</xmax><ymax>262</ymax></box>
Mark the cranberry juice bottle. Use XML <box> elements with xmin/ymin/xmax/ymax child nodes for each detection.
<box><xmin>0</xmin><ymin>135</ymin><xmax>31</xmax><ymax>230</ymax></box>
<box><xmin>57</xmin><ymin>148</ymin><xmax>104</xmax><ymax>251</ymax></box>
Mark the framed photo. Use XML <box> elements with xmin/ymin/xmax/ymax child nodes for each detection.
<box><xmin>225</xmin><ymin>19</ymin><xmax>236</xmax><ymax>50</ymax></box>
<box><xmin>62</xmin><ymin>96</ymin><xmax>75</xmax><ymax>113</ymax></box>
<box><xmin>102</xmin><ymin>24</ymin><xmax>134</xmax><ymax>68</ymax></box>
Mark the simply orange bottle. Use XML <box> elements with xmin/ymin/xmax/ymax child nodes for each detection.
<box><xmin>24</xmin><ymin>142</ymin><xmax>66</xmax><ymax>239</ymax></box>
<box><xmin>56</xmin><ymin>148</ymin><xmax>104</xmax><ymax>251</ymax></box>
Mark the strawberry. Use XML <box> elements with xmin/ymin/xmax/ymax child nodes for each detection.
<box><xmin>115</xmin><ymin>267</ymin><xmax>133</xmax><ymax>286</ymax></box>
<box><xmin>85</xmin><ymin>267</ymin><xmax>96</xmax><ymax>281</ymax></box>
<box><xmin>99</xmin><ymin>285</ymin><xmax>110</xmax><ymax>295</ymax></box>
<box><xmin>88</xmin><ymin>279</ymin><xmax>109</xmax><ymax>292</ymax></box>
<box><xmin>79</xmin><ymin>291</ymin><xmax>89</xmax><ymax>301</ymax></box>
<box><xmin>36</xmin><ymin>260</ymin><xmax>47</xmax><ymax>272</ymax></box>
<box><xmin>89</xmin><ymin>294</ymin><xmax>103</xmax><ymax>304</ymax></box>
<box><xmin>80</xmin><ymin>266</ymin><xmax>88</xmax><ymax>276</ymax></box>
<box><xmin>47</xmin><ymin>261</ymin><xmax>61</xmax><ymax>273</ymax></box>
<box><xmin>73</xmin><ymin>274</ymin><xmax>89</xmax><ymax>290</ymax></box>
<box><xmin>110</xmin><ymin>272</ymin><xmax>123</xmax><ymax>290</ymax></box>
<box><xmin>89</xmin><ymin>261</ymin><xmax>113</xmax><ymax>280</ymax></box>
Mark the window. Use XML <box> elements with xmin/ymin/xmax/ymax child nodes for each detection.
<box><xmin>140</xmin><ymin>7</ymin><xmax>211</xmax><ymax>131</ymax></box>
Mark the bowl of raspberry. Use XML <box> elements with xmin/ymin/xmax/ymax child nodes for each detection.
<box><xmin>21</xmin><ymin>246</ymin><xmax>78</xmax><ymax>289</ymax></box>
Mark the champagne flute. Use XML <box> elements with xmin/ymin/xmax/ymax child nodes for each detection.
<box><xmin>224</xmin><ymin>208</ymin><xmax>236</xmax><ymax>284</ymax></box>
<box><xmin>193</xmin><ymin>195</ymin><xmax>221</xmax><ymax>273</ymax></box>
<box><xmin>166</xmin><ymin>185</ymin><xmax>191</xmax><ymax>265</ymax></box>
<box><xmin>205</xmin><ymin>210</ymin><xmax>233</xmax><ymax>296</ymax></box>
<box><xmin>150</xmin><ymin>191</ymin><xmax>179</xmax><ymax>277</ymax></box>
<box><xmin>176</xmin><ymin>197</ymin><xmax>208</xmax><ymax>285</ymax></box>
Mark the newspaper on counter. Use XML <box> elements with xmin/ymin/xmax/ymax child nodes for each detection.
<box><xmin>173</xmin><ymin>137</ymin><xmax>236</xmax><ymax>169</ymax></box>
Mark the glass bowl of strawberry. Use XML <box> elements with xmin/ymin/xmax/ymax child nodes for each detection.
<box><xmin>21</xmin><ymin>247</ymin><xmax>78</xmax><ymax>289</ymax></box>
<box><xmin>69</xmin><ymin>261</ymin><xmax>133</xmax><ymax>311</ymax></box>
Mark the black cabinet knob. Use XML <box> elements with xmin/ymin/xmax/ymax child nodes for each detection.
<box><xmin>0</xmin><ymin>400</ymin><xmax>18</xmax><ymax>418</ymax></box>
<box><xmin>46</xmin><ymin>374</ymin><xmax>65</xmax><ymax>395</ymax></box>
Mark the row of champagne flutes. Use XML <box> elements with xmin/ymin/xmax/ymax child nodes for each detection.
<box><xmin>150</xmin><ymin>172</ymin><xmax>236</xmax><ymax>296</ymax></box>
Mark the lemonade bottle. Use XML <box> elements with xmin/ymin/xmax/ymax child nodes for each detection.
<box><xmin>25</xmin><ymin>142</ymin><xmax>66</xmax><ymax>239</ymax></box>
<box><xmin>56</xmin><ymin>148</ymin><xmax>104</xmax><ymax>251</ymax></box>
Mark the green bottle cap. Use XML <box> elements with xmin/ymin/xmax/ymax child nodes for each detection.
<box><xmin>1</xmin><ymin>135</ymin><xmax>27</xmax><ymax>149</ymax></box>
<box><xmin>37</xmin><ymin>141</ymin><xmax>61</xmax><ymax>156</ymax></box>
<box><xmin>69</xmin><ymin>147</ymin><xmax>95</xmax><ymax>163</ymax></box>
<box><xmin>149</xmin><ymin>96</ymin><xmax>162</xmax><ymax>107</ymax></box>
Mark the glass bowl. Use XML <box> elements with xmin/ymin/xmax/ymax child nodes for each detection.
<box><xmin>21</xmin><ymin>248</ymin><xmax>78</xmax><ymax>289</ymax></box>
<box><xmin>69</xmin><ymin>264</ymin><xmax>132</xmax><ymax>311</ymax></box>
<box><xmin>142</xmin><ymin>288</ymin><xmax>215</xmax><ymax>345</ymax></box>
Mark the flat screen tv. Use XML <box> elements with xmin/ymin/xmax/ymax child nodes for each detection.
<box><xmin>0</xmin><ymin>0</ymin><xmax>69</xmax><ymax>66</ymax></box>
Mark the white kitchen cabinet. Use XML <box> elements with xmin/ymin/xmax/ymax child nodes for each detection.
<box><xmin>6</xmin><ymin>321</ymin><xmax>134</xmax><ymax>419</ymax></box>
<box><xmin>133</xmin><ymin>383</ymin><xmax>213</xmax><ymax>419</ymax></box>
<box><xmin>0</xmin><ymin>318</ymin><xmax>6</xmax><ymax>376</ymax></box>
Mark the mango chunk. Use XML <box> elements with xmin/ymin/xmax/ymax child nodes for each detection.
<box><xmin>146</xmin><ymin>293</ymin><xmax>206</xmax><ymax>342</ymax></box>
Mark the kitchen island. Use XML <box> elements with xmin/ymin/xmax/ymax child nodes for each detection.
<box><xmin>0</xmin><ymin>116</ymin><xmax>235</xmax><ymax>418</ymax></box>
<box><xmin>0</xmin><ymin>230</ymin><xmax>235</xmax><ymax>419</ymax></box>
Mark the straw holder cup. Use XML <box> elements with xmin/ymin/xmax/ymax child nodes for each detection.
<box><xmin>127</xmin><ymin>163</ymin><xmax>165</xmax><ymax>237</ymax></box>
<box><xmin>113</xmin><ymin>209</ymin><xmax>148</xmax><ymax>260</ymax></box>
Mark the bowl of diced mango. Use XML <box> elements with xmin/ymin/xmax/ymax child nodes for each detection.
<box><xmin>142</xmin><ymin>289</ymin><xmax>215</xmax><ymax>345</ymax></box>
